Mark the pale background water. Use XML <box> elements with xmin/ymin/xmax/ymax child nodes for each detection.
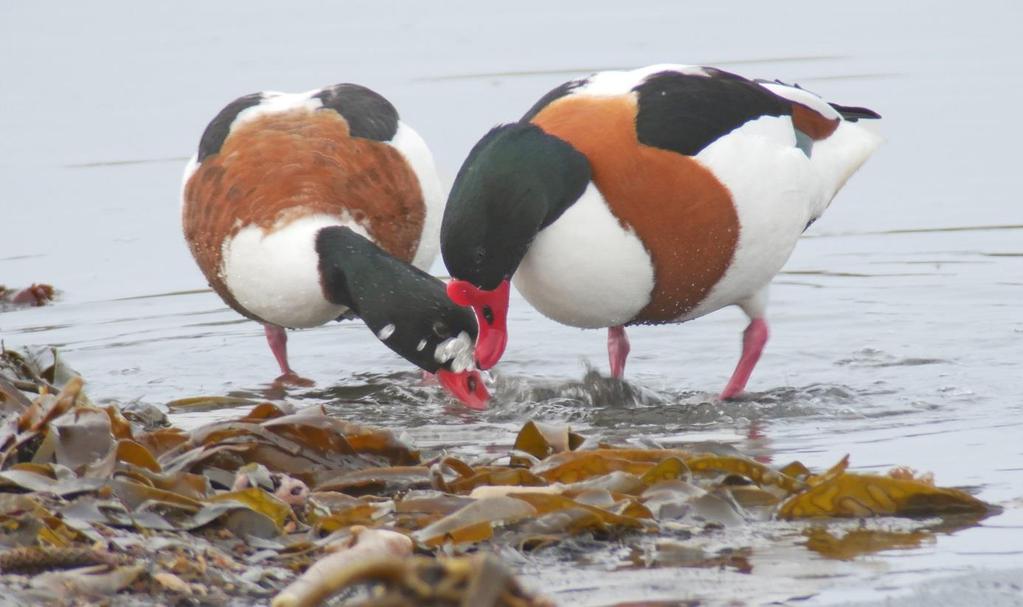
<box><xmin>2</xmin><ymin>1</ymin><xmax>1022</xmax><ymax>605</ymax></box>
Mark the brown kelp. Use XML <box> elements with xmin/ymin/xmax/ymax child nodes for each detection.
<box><xmin>0</xmin><ymin>348</ymin><xmax>994</xmax><ymax>605</ymax></box>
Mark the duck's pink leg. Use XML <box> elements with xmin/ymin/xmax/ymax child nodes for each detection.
<box><xmin>608</xmin><ymin>325</ymin><xmax>631</xmax><ymax>379</ymax></box>
<box><xmin>264</xmin><ymin>324</ymin><xmax>313</xmax><ymax>386</ymax></box>
<box><xmin>720</xmin><ymin>318</ymin><xmax>769</xmax><ymax>400</ymax></box>
<box><xmin>264</xmin><ymin>324</ymin><xmax>292</xmax><ymax>375</ymax></box>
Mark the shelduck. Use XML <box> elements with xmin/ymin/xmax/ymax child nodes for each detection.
<box><xmin>182</xmin><ymin>83</ymin><xmax>488</xmax><ymax>408</ymax></box>
<box><xmin>441</xmin><ymin>65</ymin><xmax>881</xmax><ymax>398</ymax></box>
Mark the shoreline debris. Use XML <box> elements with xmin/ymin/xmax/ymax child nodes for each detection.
<box><xmin>0</xmin><ymin>348</ymin><xmax>995</xmax><ymax>605</ymax></box>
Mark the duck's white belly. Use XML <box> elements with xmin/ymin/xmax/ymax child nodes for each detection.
<box><xmin>513</xmin><ymin>184</ymin><xmax>655</xmax><ymax>328</ymax></box>
<box><xmin>680</xmin><ymin>116</ymin><xmax>821</xmax><ymax>321</ymax></box>
<box><xmin>222</xmin><ymin>213</ymin><xmax>360</xmax><ymax>328</ymax></box>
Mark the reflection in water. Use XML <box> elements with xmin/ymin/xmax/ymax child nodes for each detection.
<box><xmin>623</xmin><ymin>542</ymin><xmax>754</xmax><ymax>574</ymax></box>
<box><xmin>806</xmin><ymin>525</ymin><xmax>932</xmax><ymax>560</ymax></box>
<box><xmin>804</xmin><ymin>510</ymin><xmax>993</xmax><ymax>561</ymax></box>
<box><xmin>166</xmin><ymin>394</ymin><xmax>264</xmax><ymax>413</ymax></box>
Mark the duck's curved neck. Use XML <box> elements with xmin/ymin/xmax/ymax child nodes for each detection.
<box><xmin>315</xmin><ymin>226</ymin><xmax>416</xmax><ymax>332</ymax></box>
<box><xmin>440</xmin><ymin>123</ymin><xmax>591</xmax><ymax>290</ymax></box>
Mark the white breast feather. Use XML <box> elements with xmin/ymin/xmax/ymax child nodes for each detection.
<box><xmin>514</xmin><ymin>184</ymin><xmax>654</xmax><ymax>328</ymax></box>
<box><xmin>222</xmin><ymin>213</ymin><xmax>366</xmax><ymax>328</ymax></box>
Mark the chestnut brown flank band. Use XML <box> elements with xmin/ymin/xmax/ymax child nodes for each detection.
<box><xmin>791</xmin><ymin>104</ymin><xmax>840</xmax><ymax>140</ymax></box>
<box><xmin>182</xmin><ymin>109</ymin><xmax>425</xmax><ymax>321</ymax></box>
<box><xmin>530</xmin><ymin>95</ymin><xmax>740</xmax><ymax>323</ymax></box>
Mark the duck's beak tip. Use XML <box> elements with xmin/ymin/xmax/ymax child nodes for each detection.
<box><xmin>436</xmin><ymin>368</ymin><xmax>490</xmax><ymax>410</ymax></box>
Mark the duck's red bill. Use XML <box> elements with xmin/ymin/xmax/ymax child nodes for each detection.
<box><xmin>446</xmin><ymin>278</ymin><xmax>510</xmax><ymax>370</ymax></box>
<box><xmin>436</xmin><ymin>369</ymin><xmax>490</xmax><ymax>410</ymax></box>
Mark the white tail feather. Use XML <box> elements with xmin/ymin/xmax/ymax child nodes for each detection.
<box><xmin>809</xmin><ymin>121</ymin><xmax>883</xmax><ymax>219</ymax></box>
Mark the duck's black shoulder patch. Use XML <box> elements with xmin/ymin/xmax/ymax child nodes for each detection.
<box><xmin>521</xmin><ymin>78</ymin><xmax>585</xmax><ymax>122</ymax></box>
<box><xmin>315</xmin><ymin>83</ymin><xmax>399</xmax><ymax>142</ymax></box>
<box><xmin>197</xmin><ymin>92</ymin><xmax>263</xmax><ymax>162</ymax></box>
<box><xmin>634</xmin><ymin>69</ymin><xmax>791</xmax><ymax>156</ymax></box>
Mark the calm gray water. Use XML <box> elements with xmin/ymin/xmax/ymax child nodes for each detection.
<box><xmin>3</xmin><ymin>1</ymin><xmax>1023</xmax><ymax>605</ymax></box>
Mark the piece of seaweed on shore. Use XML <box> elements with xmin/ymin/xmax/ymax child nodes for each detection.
<box><xmin>0</xmin><ymin>284</ymin><xmax>56</xmax><ymax>312</ymax></box>
<box><xmin>0</xmin><ymin>348</ymin><xmax>996</xmax><ymax>606</ymax></box>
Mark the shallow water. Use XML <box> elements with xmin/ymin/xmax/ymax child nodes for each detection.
<box><xmin>3</xmin><ymin>1</ymin><xmax>1023</xmax><ymax>604</ymax></box>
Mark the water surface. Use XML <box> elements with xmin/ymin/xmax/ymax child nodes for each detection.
<box><xmin>3</xmin><ymin>1</ymin><xmax>1022</xmax><ymax>604</ymax></box>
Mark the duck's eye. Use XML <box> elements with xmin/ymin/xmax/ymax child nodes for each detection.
<box><xmin>467</xmin><ymin>375</ymin><xmax>478</xmax><ymax>392</ymax></box>
<box><xmin>432</xmin><ymin>320</ymin><xmax>449</xmax><ymax>338</ymax></box>
<box><xmin>482</xmin><ymin>305</ymin><xmax>494</xmax><ymax>325</ymax></box>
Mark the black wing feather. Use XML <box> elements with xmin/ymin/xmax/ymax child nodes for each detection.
<box><xmin>521</xmin><ymin>79</ymin><xmax>586</xmax><ymax>122</ymax></box>
<box><xmin>315</xmin><ymin>83</ymin><xmax>399</xmax><ymax>142</ymax></box>
<box><xmin>828</xmin><ymin>103</ymin><xmax>882</xmax><ymax>122</ymax></box>
<box><xmin>197</xmin><ymin>93</ymin><xmax>263</xmax><ymax>162</ymax></box>
<box><xmin>633</xmin><ymin>69</ymin><xmax>792</xmax><ymax>156</ymax></box>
